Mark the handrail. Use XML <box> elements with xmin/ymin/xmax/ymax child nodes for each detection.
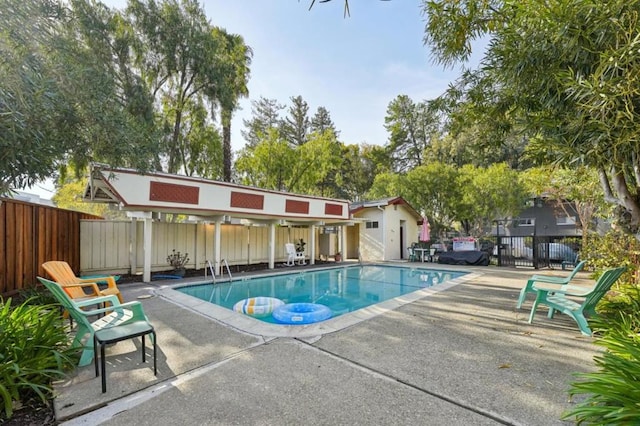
<box><xmin>205</xmin><ymin>259</ymin><xmax>233</xmax><ymax>282</ymax></box>
<box><xmin>205</xmin><ymin>260</ymin><xmax>216</xmax><ymax>284</ymax></box>
<box><xmin>221</xmin><ymin>259</ymin><xmax>233</xmax><ymax>281</ymax></box>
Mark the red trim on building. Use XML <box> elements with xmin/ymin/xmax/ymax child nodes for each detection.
<box><xmin>230</xmin><ymin>192</ymin><xmax>264</xmax><ymax>210</ymax></box>
<box><xmin>324</xmin><ymin>203</ymin><xmax>343</xmax><ymax>216</ymax></box>
<box><xmin>285</xmin><ymin>199</ymin><xmax>310</xmax><ymax>214</ymax></box>
<box><xmin>149</xmin><ymin>182</ymin><xmax>199</xmax><ymax>205</ymax></box>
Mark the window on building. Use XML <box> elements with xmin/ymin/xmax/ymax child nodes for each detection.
<box><xmin>557</xmin><ymin>216</ymin><xmax>577</xmax><ymax>226</ymax></box>
<box><xmin>514</xmin><ymin>218</ymin><xmax>535</xmax><ymax>227</ymax></box>
<box><xmin>365</xmin><ymin>221</ymin><xmax>379</xmax><ymax>229</ymax></box>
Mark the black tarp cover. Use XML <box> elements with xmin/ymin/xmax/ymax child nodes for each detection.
<box><xmin>437</xmin><ymin>251</ymin><xmax>489</xmax><ymax>266</ymax></box>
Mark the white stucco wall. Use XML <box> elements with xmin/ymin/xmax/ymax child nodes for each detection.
<box><xmin>354</xmin><ymin>204</ymin><xmax>420</xmax><ymax>261</ymax></box>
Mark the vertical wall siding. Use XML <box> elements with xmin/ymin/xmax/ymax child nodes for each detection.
<box><xmin>79</xmin><ymin>221</ymin><xmax>311</xmax><ymax>275</ymax></box>
<box><xmin>1</xmin><ymin>197</ymin><xmax>317</xmax><ymax>295</ymax></box>
<box><xmin>0</xmin><ymin>199</ymin><xmax>101</xmax><ymax>296</ymax></box>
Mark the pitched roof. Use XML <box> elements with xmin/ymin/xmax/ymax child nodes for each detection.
<box><xmin>350</xmin><ymin>197</ymin><xmax>422</xmax><ymax>220</ymax></box>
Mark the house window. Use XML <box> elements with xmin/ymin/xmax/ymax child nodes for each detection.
<box><xmin>557</xmin><ymin>216</ymin><xmax>576</xmax><ymax>226</ymax></box>
<box><xmin>514</xmin><ymin>218</ymin><xmax>535</xmax><ymax>227</ymax></box>
<box><xmin>365</xmin><ymin>221</ymin><xmax>379</xmax><ymax>229</ymax></box>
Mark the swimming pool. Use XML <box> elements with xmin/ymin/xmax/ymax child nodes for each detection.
<box><xmin>174</xmin><ymin>265</ymin><xmax>468</xmax><ymax>326</ymax></box>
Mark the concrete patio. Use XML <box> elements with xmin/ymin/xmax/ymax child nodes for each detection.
<box><xmin>54</xmin><ymin>264</ymin><xmax>599</xmax><ymax>425</ymax></box>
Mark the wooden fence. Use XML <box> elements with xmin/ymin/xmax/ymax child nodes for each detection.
<box><xmin>80</xmin><ymin>220</ymin><xmax>311</xmax><ymax>275</ymax></box>
<box><xmin>1</xmin><ymin>197</ymin><xmax>326</xmax><ymax>297</ymax></box>
<box><xmin>1</xmin><ymin>198</ymin><xmax>102</xmax><ymax>297</ymax></box>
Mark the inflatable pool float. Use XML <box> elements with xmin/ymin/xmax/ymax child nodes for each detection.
<box><xmin>272</xmin><ymin>303</ymin><xmax>333</xmax><ymax>324</ymax></box>
<box><xmin>233</xmin><ymin>297</ymin><xmax>284</xmax><ymax>318</ymax></box>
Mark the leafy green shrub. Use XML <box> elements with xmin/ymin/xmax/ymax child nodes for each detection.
<box><xmin>582</xmin><ymin>230</ymin><xmax>639</xmax><ymax>285</ymax></box>
<box><xmin>562</xmin><ymin>289</ymin><xmax>640</xmax><ymax>424</ymax></box>
<box><xmin>0</xmin><ymin>297</ymin><xmax>76</xmax><ymax>419</ymax></box>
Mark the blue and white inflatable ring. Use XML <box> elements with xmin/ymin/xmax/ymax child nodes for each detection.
<box><xmin>233</xmin><ymin>297</ymin><xmax>284</xmax><ymax>318</ymax></box>
<box><xmin>272</xmin><ymin>303</ymin><xmax>333</xmax><ymax>325</ymax></box>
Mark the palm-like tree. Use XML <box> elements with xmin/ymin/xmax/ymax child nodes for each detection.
<box><xmin>213</xmin><ymin>28</ymin><xmax>252</xmax><ymax>182</ymax></box>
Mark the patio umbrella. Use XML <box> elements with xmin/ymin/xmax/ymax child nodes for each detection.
<box><xmin>419</xmin><ymin>216</ymin><xmax>431</xmax><ymax>242</ymax></box>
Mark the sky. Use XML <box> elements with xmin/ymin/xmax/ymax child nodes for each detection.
<box><xmin>106</xmin><ymin>0</ymin><xmax>481</xmax><ymax>149</ymax></box>
<box><xmin>28</xmin><ymin>0</ymin><xmax>482</xmax><ymax>198</ymax></box>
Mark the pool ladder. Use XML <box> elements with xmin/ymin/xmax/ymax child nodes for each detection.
<box><xmin>205</xmin><ymin>259</ymin><xmax>233</xmax><ymax>283</ymax></box>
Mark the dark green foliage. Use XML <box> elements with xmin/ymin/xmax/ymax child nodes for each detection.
<box><xmin>0</xmin><ymin>297</ymin><xmax>76</xmax><ymax>419</ymax></box>
<box><xmin>562</xmin><ymin>291</ymin><xmax>640</xmax><ymax>424</ymax></box>
<box><xmin>561</xmin><ymin>230</ymin><xmax>640</xmax><ymax>423</ymax></box>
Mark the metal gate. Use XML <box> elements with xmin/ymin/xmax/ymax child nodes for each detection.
<box><xmin>492</xmin><ymin>236</ymin><xmax>580</xmax><ymax>269</ymax></box>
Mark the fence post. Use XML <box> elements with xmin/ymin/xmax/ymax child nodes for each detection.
<box><xmin>532</xmin><ymin>225</ymin><xmax>538</xmax><ymax>269</ymax></box>
<box><xmin>495</xmin><ymin>220</ymin><xmax>502</xmax><ymax>267</ymax></box>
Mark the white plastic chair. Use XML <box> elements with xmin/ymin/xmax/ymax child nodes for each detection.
<box><xmin>285</xmin><ymin>243</ymin><xmax>306</xmax><ymax>266</ymax></box>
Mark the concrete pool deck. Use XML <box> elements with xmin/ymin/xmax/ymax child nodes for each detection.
<box><xmin>54</xmin><ymin>263</ymin><xmax>599</xmax><ymax>425</ymax></box>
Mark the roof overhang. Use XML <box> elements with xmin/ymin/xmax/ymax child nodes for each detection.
<box><xmin>83</xmin><ymin>164</ymin><xmax>351</xmax><ymax>224</ymax></box>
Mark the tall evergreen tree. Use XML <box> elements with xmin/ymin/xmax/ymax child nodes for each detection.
<box><xmin>241</xmin><ymin>97</ymin><xmax>285</xmax><ymax>148</ymax></box>
<box><xmin>281</xmin><ymin>95</ymin><xmax>310</xmax><ymax>146</ymax></box>
<box><xmin>310</xmin><ymin>106</ymin><xmax>339</xmax><ymax>138</ymax></box>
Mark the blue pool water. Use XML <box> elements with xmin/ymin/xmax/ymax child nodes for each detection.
<box><xmin>177</xmin><ymin>265</ymin><xmax>466</xmax><ymax>324</ymax></box>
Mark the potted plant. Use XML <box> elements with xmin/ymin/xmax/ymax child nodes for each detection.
<box><xmin>295</xmin><ymin>238</ymin><xmax>306</xmax><ymax>254</ymax></box>
<box><xmin>167</xmin><ymin>249</ymin><xmax>189</xmax><ymax>277</ymax></box>
<box><xmin>334</xmin><ymin>252</ymin><xmax>342</xmax><ymax>262</ymax></box>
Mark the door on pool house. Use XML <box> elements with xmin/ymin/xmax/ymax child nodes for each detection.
<box><xmin>346</xmin><ymin>224</ymin><xmax>359</xmax><ymax>260</ymax></box>
<box><xmin>399</xmin><ymin>221</ymin><xmax>405</xmax><ymax>260</ymax></box>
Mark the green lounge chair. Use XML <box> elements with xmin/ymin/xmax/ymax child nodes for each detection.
<box><xmin>562</xmin><ymin>253</ymin><xmax>580</xmax><ymax>270</ymax></box>
<box><xmin>527</xmin><ymin>266</ymin><xmax>626</xmax><ymax>336</ymax></box>
<box><xmin>38</xmin><ymin>277</ymin><xmax>154</xmax><ymax>367</ymax></box>
<box><xmin>516</xmin><ymin>260</ymin><xmax>587</xmax><ymax>309</ymax></box>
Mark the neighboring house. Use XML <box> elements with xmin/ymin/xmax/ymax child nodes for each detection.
<box><xmin>498</xmin><ymin>197</ymin><xmax>581</xmax><ymax>238</ymax></box>
<box><xmin>9</xmin><ymin>190</ymin><xmax>55</xmax><ymax>207</ymax></box>
<box><xmin>349</xmin><ymin>197</ymin><xmax>422</xmax><ymax>261</ymax></box>
<box><xmin>492</xmin><ymin>197</ymin><xmax>582</xmax><ymax>265</ymax></box>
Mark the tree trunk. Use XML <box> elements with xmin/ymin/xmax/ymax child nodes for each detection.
<box><xmin>222</xmin><ymin>108</ymin><xmax>232</xmax><ymax>182</ymax></box>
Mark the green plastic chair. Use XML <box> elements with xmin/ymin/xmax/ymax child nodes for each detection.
<box><xmin>561</xmin><ymin>253</ymin><xmax>580</xmax><ymax>270</ymax></box>
<box><xmin>407</xmin><ymin>247</ymin><xmax>418</xmax><ymax>262</ymax></box>
<box><xmin>527</xmin><ymin>266</ymin><xmax>626</xmax><ymax>335</ymax></box>
<box><xmin>38</xmin><ymin>277</ymin><xmax>153</xmax><ymax>367</ymax></box>
<box><xmin>516</xmin><ymin>260</ymin><xmax>587</xmax><ymax>309</ymax></box>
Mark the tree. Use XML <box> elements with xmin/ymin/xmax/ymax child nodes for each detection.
<box><xmin>337</xmin><ymin>144</ymin><xmax>379</xmax><ymax>201</ymax></box>
<box><xmin>179</xmin><ymin>98</ymin><xmax>223</xmax><ymax>178</ymax></box>
<box><xmin>366</xmin><ymin>172</ymin><xmax>407</xmax><ymax>201</ymax></box>
<box><xmin>0</xmin><ymin>0</ymin><xmax>73</xmax><ymax>194</ymax></box>
<box><xmin>53</xmin><ymin>176</ymin><xmax>114</xmax><ymax>218</ymax></box>
<box><xmin>211</xmin><ymin>28</ymin><xmax>252</xmax><ymax>182</ymax></box>
<box><xmin>70</xmin><ymin>0</ymin><xmax>161</xmax><ymax>170</ymax></box>
<box><xmin>404</xmin><ymin>162</ymin><xmax>462</xmax><ymax>239</ymax></box>
<box><xmin>310</xmin><ymin>106</ymin><xmax>338</xmax><ymax>138</ymax></box>
<box><xmin>384</xmin><ymin>95</ymin><xmax>442</xmax><ymax>172</ymax></box>
<box><xmin>281</xmin><ymin>95</ymin><xmax>311</xmax><ymax>146</ymax></box>
<box><xmin>126</xmin><ymin>0</ymin><xmax>229</xmax><ymax>175</ymax></box>
<box><xmin>241</xmin><ymin>97</ymin><xmax>285</xmax><ymax>148</ymax></box>
<box><xmin>235</xmin><ymin>128</ymin><xmax>343</xmax><ymax>196</ymax></box>
<box><xmin>290</xmin><ymin>131</ymin><xmax>342</xmax><ymax>196</ymax></box>
<box><xmin>235</xmin><ymin>128</ymin><xmax>294</xmax><ymax>190</ymax></box>
<box><xmin>0</xmin><ymin>0</ymin><xmax>160</xmax><ymax>195</ymax></box>
<box><xmin>457</xmin><ymin>163</ymin><xmax>527</xmax><ymax>236</ymax></box>
<box><xmin>422</xmin><ymin>0</ymin><xmax>640</xmax><ymax>232</ymax></box>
